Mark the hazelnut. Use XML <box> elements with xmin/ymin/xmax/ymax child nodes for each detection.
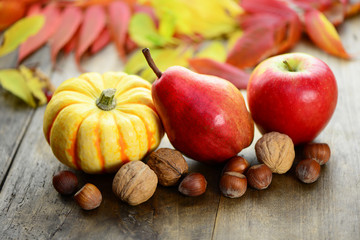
<box><xmin>295</xmin><ymin>159</ymin><xmax>321</xmax><ymax>184</ymax></box>
<box><xmin>222</xmin><ymin>156</ymin><xmax>250</xmax><ymax>174</ymax></box>
<box><xmin>219</xmin><ymin>172</ymin><xmax>247</xmax><ymax>198</ymax></box>
<box><xmin>246</xmin><ymin>164</ymin><xmax>272</xmax><ymax>190</ymax></box>
<box><xmin>303</xmin><ymin>143</ymin><xmax>330</xmax><ymax>165</ymax></box>
<box><xmin>52</xmin><ymin>170</ymin><xmax>78</xmax><ymax>195</ymax></box>
<box><xmin>178</xmin><ymin>173</ymin><xmax>207</xmax><ymax>197</ymax></box>
<box><xmin>74</xmin><ymin>183</ymin><xmax>102</xmax><ymax>210</ymax></box>
<box><xmin>255</xmin><ymin>132</ymin><xmax>295</xmax><ymax>174</ymax></box>
<box><xmin>147</xmin><ymin>148</ymin><xmax>188</xmax><ymax>186</ymax></box>
<box><xmin>113</xmin><ymin>161</ymin><xmax>158</xmax><ymax>206</ymax></box>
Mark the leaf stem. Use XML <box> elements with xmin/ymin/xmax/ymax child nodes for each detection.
<box><xmin>142</xmin><ymin>48</ymin><xmax>162</xmax><ymax>79</ymax></box>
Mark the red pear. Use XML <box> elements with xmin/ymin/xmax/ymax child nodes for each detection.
<box><xmin>143</xmin><ymin>49</ymin><xmax>254</xmax><ymax>164</ymax></box>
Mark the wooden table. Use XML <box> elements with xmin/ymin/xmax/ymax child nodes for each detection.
<box><xmin>0</xmin><ymin>15</ymin><xmax>359</xmax><ymax>240</ymax></box>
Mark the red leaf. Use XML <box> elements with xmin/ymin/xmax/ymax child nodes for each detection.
<box><xmin>125</xmin><ymin>36</ymin><xmax>138</xmax><ymax>54</ymax></box>
<box><xmin>107</xmin><ymin>1</ymin><xmax>131</xmax><ymax>60</ymax></box>
<box><xmin>189</xmin><ymin>58</ymin><xmax>250</xmax><ymax>89</ymax></box>
<box><xmin>304</xmin><ymin>9</ymin><xmax>351</xmax><ymax>59</ymax></box>
<box><xmin>63</xmin><ymin>31</ymin><xmax>79</xmax><ymax>55</ymax></box>
<box><xmin>26</xmin><ymin>3</ymin><xmax>42</xmax><ymax>16</ymax></box>
<box><xmin>75</xmin><ymin>5</ymin><xmax>106</xmax><ymax>70</ymax></box>
<box><xmin>226</xmin><ymin>26</ymin><xmax>275</xmax><ymax>69</ymax></box>
<box><xmin>90</xmin><ymin>27</ymin><xmax>111</xmax><ymax>54</ymax></box>
<box><xmin>18</xmin><ymin>4</ymin><xmax>62</xmax><ymax>62</ymax></box>
<box><xmin>241</xmin><ymin>0</ymin><xmax>298</xmax><ymax>19</ymax></box>
<box><xmin>49</xmin><ymin>7</ymin><xmax>83</xmax><ymax>64</ymax></box>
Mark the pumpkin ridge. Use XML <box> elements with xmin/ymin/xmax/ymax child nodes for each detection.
<box><xmin>47</xmin><ymin>103</ymin><xmax>74</xmax><ymax>144</ymax></box>
<box><xmin>80</xmin><ymin>75</ymin><xmax>102</xmax><ymax>95</ymax></box>
<box><xmin>112</xmin><ymin>113</ymin><xmax>129</xmax><ymax>165</ymax></box>
<box><xmin>95</xmin><ymin>112</ymin><xmax>106</xmax><ymax>173</ymax></box>
<box><xmin>53</xmin><ymin>89</ymin><xmax>94</xmax><ymax>102</ymax></box>
<box><xmin>118</xmin><ymin>110</ymin><xmax>152</xmax><ymax>153</ymax></box>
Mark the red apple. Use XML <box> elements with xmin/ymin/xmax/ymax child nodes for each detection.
<box><xmin>247</xmin><ymin>53</ymin><xmax>338</xmax><ymax>145</ymax></box>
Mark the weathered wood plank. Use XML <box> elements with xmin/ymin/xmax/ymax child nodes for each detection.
<box><xmin>0</xmin><ymin>47</ymin><xmax>52</xmax><ymax>187</ymax></box>
<box><xmin>0</xmin><ymin>46</ymin><xmax>221</xmax><ymax>239</ymax></box>
<box><xmin>212</xmin><ymin>16</ymin><xmax>360</xmax><ymax>240</ymax></box>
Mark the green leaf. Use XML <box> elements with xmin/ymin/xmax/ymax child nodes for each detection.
<box><xmin>195</xmin><ymin>41</ymin><xmax>227</xmax><ymax>62</ymax></box>
<box><xmin>0</xmin><ymin>69</ymin><xmax>36</xmax><ymax>107</ymax></box>
<box><xmin>0</xmin><ymin>15</ymin><xmax>45</xmax><ymax>57</ymax></box>
<box><xmin>129</xmin><ymin>13</ymin><xmax>168</xmax><ymax>47</ymax></box>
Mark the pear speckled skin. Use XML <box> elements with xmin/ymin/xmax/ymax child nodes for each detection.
<box><xmin>151</xmin><ymin>66</ymin><xmax>254</xmax><ymax>164</ymax></box>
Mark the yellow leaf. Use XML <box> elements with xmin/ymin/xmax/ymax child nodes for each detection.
<box><xmin>141</xmin><ymin>46</ymin><xmax>194</xmax><ymax>82</ymax></box>
<box><xmin>0</xmin><ymin>15</ymin><xmax>45</xmax><ymax>57</ymax></box>
<box><xmin>19</xmin><ymin>65</ymin><xmax>47</xmax><ymax>105</ymax></box>
<box><xmin>0</xmin><ymin>69</ymin><xmax>36</xmax><ymax>107</ymax></box>
<box><xmin>195</xmin><ymin>41</ymin><xmax>227</xmax><ymax>62</ymax></box>
<box><xmin>148</xmin><ymin>0</ymin><xmax>242</xmax><ymax>39</ymax></box>
<box><xmin>129</xmin><ymin>13</ymin><xmax>168</xmax><ymax>47</ymax></box>
<box><xmin>124</xmin><ymin>48</ymin><xmax>161</xmax><ymax>75</ymax></box>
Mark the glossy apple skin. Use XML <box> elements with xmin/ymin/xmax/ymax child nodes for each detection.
<box><xmin>152</xmin><ymin>66</ymin><xmax>254</xmax><ymax>164</ymax></box>
<box><xmin>247</xmin><ymin>53</ymin><xmax>338</xmax><ymax>145</ymax></box>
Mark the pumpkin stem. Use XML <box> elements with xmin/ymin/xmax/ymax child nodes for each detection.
<box><xmin>96</xmin><ymin>88</ymin><xmax>116</xmax><ymax>111</ymax></box>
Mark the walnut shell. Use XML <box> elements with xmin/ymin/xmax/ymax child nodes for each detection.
<box><xmin>255</xmin><ymin>132</ymin><xmax>295</xmax><ymax>174</ymax></box>
<box><xmin>112</xmin><ymin>161</ymin><xmax>158</xmax><ymax>206</ymax></box>
<box><xmin>147</xmin><ymin>148</ymin><xmax>188</xmax><ymax>186</ymax></box>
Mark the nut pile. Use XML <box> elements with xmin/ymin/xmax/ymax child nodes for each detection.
<box><xmin>52</xmin><ymin>133</ymin><xmax>332</xmax><ymax>208</ymax></box>
<box><xmin>52</xmin><ymin>171</ymin><xmax>102</xmax><ymax>210</ymax></box>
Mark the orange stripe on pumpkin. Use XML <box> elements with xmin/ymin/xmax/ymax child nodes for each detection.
<box><xmin>94</xmin><ymin>112</ymin><xmax>106</xmax><ymax>173</ymax></box>
<box><xmin>112</xmin><ymin>113</ymin><xmax>129</xmax><ymax>165</ymax></box>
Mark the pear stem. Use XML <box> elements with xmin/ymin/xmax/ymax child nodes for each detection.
<box><xmin>283</xmin><ymin>60</ymin><xmax>295</xmax><ymax>72</ymax></box>
<box><xmin>96</xmin><ymin>88</ymin><xmax>116</xmax><ymax>111</ymax></box>
<box><xmin>142</xmin><ymin>48</ymin><xmax>162</xmax><ymax>78</ymax></box>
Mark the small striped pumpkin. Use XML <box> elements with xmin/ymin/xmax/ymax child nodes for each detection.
<box><xmin>43</xmin><ymin>72</ymin><xmax>164</xmax><ymax>174</ymax></box>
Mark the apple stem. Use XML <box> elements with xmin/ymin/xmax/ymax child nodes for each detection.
<box><xmin>142</xmin><ymin>48</ymin><xmax>162</xmax><ymax>79</ymax></box>
<box><xmin>283</xmin><ymin>60</ymin><xmax>295</xmax><ymax>72</ymax></box>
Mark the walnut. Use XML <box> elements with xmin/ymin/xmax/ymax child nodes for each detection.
<box><xmin>147</xmin><ymin>148</ymin><xmax>188</xmax><ymax>186</ymax></box>
<box><xmin>112</xmin><ymin>161</ymin><xmax>158</xmax><ymax>206</ymax></box>
<box><xmin>255</xmin><ymin>132</ymin><xmax>295</xmax><ymax>174</ymax></box>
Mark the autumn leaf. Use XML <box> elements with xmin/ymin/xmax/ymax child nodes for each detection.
<box><xmin>107</xmin><ymin>1</ymin><xmax>131</xmax><ymax>59</ymax></box>
<box><xmin>124</xmin><ymin>48</ymin><xmax>161</xmax><ymax>76</ymax></box>
<box><xmin>189</xmin><ymin>58</ymin><xmax>250</xmax><ymax>89</ymax></box>
<box><xmin>19</xmin><ymin>4</ymin><xmax>62</xmax><ymax>62</ymax></box>
<box><xmin>0</xmin><ymin>1</ymin><xmax>26</xmax><ymax>31</ymax></box>
<box><xmin>0</xmin><ymin>66</ymin><xmax>54</xmax><ymax>107</ymax></box>
<box><xmin>195</xmin><ymin>41</ymin><xmax>227</xmax><ymax>62</ymax></box>
<box><xmin>304</xmin><ymin>9</ymin><xmax>351</xmax><ymax>59</ymax></box>
<box><xmin>0</xmin><ymin>69</ymin><xmax>36</xmax><ymax>107</ymax></box>
<box><xmin>140</xmin><ymin>46</ymin><xmax>194</xmax><ymax>82</ymax></box>
<box><xmin>90</xmin><ymin>27</ymin><xmax>111</xmax><ymax>54</ymax></box>
<box><xmin>49</xmin><ymin>6</ymin><xmax>83</xmax><ymax>64</ymax></box>
<box><xmin>226</xmin><ymin>26</ymin><xmax>276</xmax><ymax>69</ymax></box>
<box><xmin>0</xmin><ymin>15</ymin><xmax>44</xmax><ymax>57</ymax></box>
<box><xmin>75</xmin><ymin>5</ymin><xmax>106</xmax><ymax>70</ymax></box>
<box><xmin>147</xmin><ymin>0</ymin><xmax>242</xmax><ymax>39</ymax></box>
<box><xmin>129</xmin><ymin>13</ymin><xmax>169</xmax><ymax>47</ymax></box>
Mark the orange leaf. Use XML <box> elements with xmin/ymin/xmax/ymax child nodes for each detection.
<box><xmin>226</xmin><ymin>26</ymin><xmax>275</xmax><ymax>69</ymax></box>
<box><xmin>304</xmin><ymin>9</ymin><xmax>351</xmax><ymax>59</ymax></box>
<box><xmin>189</xmin><ymin>58</ymin><xmax>250</xmax><ymax>89</ymax></box>
<box><xmin>107</xmin><ymin>1</ymin><xmax>131</xmax><ymax>60</ymax></box>
<box><xmin>90</xmin><ymin>27</ymin><xmax>111</xmax><ymax>54</ymax></box>
<box><xmin>75</xmin><ymin>5</ymin><xmax>106</xmax><ymax>71</ymax></box>
<box><xmin>18</xmin><ymin>4</ymin><xmax>62</xmax><ymax>62</ymax></box>
<box><xmin>0</xmin><ymin>1</ymin><xmax>26</xmax><ymax>31</ymax></box>
<box><xmin>26</xmin><ymin>3</ymin><xmax>42</xmax><ymax>16</ymax></box>
<box><xmin>49</xmin><ymin>6</ymin><xmax>83</xmax><ymax>64</ymax></box>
